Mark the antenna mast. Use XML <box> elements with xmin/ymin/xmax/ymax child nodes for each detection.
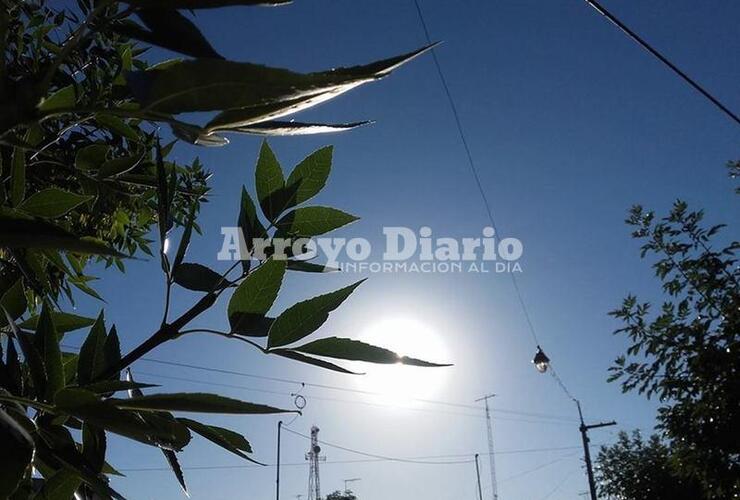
<box><xmin>475</xmin><ymin>394</ymin><xmax>499</xmax><ymax>500</ymax></box>
<box><xmin>306</xmin><ymin>426</ymin><xmax>324</xmax><ymax>500</ymax></box>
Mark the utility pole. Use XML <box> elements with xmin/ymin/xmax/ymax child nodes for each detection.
<box><xmin>576</xmin><ymin>400</ymin><xmax>616</xmax><ymax>500</ymax></box>
<box><xmin>475</xmin><ymin>394</ymin><xmax>499</xmax><ymax>500</ymax></box>
<box><xmin>276</xmin><ymin>421</ymin><xmax>283</xmax><ymax>500</ymax></box>
<box><xmin>474</xmin><ymin>454</ymin><xmax>484</xmax><ymax>500</ymax></box>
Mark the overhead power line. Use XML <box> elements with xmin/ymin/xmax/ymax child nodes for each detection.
<box><xmin>60</xmin><ymin>343</ymin><xmax>581</xmax><ymax>423</ymax></box>
<box><xmin>411</xmin><ymin>0</ymin><xmax>580</xmax><ymax>405</ymax></box>
<box><xmin>411</xmin><ymin>0</ymin><xmax>542</xmax><ymax>349</ymax></box>
<box><xmin>582</xmin><ymin>0</ymin><xmax>740</xmax><ymax>127</ymax></box>
<box><xmin>118</xmin><ymin>445</ymin><xmax>587</xmax><ymax>473</ymax></box>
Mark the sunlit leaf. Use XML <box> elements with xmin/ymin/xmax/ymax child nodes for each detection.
<box><xmin>267</xmin><ymin>279</ymin><xmax>365</xmax><ymax>348</ymax></box>
<box><xmin>126</xmin><ymin>44</ymin><xmax>436</xmax><ymax>115</ymax></box>
<box><xmin>37</xmin><ymin>85</ymin><xmax>75</xmax><ymax>112</ymax></box>
<box><xmin>293</xmin><ymin>337</ymin><xmax>451</xmax><ymax>367</ymax></box>
<box><xmin>285</xmin><ymin>145</ymin><xmax>332</xmax><ymax>207</ymax></box>
<box><xmin>20</xmin><ymin>312</ymin><xmax>95</xmax><ymax>334</ymax></box>
<box><xmin>178</xmin><ymin>418</ymin><xmax>258</xmax><ymax>462</ymax></box>
<box><xmin>173</xmin><ymin>263</ymin><xmax>229</xmax><ymax>292</ymax></box>
<box><xmin>275</xmin><ymin>206</ymin><xmax>357</xmax><ymax>237</ymax></box>
<box><xmin>255</xmin><ymin>141</ymin><xmax>286</xmax><ymax>221</ymax></box>
<box><xmin>77</xmin><ymin>312</ymin><xmax>107</xmax><ymax>385</ymax></box>
<box><xmin>17</xmin><ymin>189</ymin><xmax>92</xmax><ymax>218</ymax></box>
<box><xmin>213</xmin><ymin>120</ymin><xmax>371</xmax><ymax>136</ymax></box>
<box><xmin>111</xmin><ymin>393</ymin><xmax>294</xmax><ymax>414</ymax></box>
<box><xmin>228</xmin><ymin>258</ymin><xmax>285</xmax><ymax>334</ymax></box>
<box><xmin>271</xmin><ymin>349</ymin><xmax>362</xmax><ymax>375</ymax></box>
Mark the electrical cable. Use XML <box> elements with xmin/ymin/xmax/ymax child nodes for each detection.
<box><xmin>582</xmin><ymin>0</ymin><xmax>740</xmax><ymax>127</ymax></box>
<box><xmin>131</xmin><ymin>369</ymin><xmax>580</xmax><ymax>424</ymax></box>
<box><xmin>282</xmin><ymin>427</ymin><xmax>587</xmax><ymax>464</ymax></box>
<box><xmin>59</xmin><ymin>343</ymin><xmax>581</xmax><ymax>423</ymax></box>
<box><xmin>411</xmin><ymin>0</ymin><xmax>581</xmax><ymax>403</ymax></box>
<box><xmin>117</xmin><ymin>445</ymin><xmax>590</xmax><ymax>473</ymax></box>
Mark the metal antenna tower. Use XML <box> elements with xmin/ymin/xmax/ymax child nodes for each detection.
<box><xmin>475</xmin><ymin>394</ymin><xmax>499</xmax><ymax>500</ymax></box>
<box><xmin>306</xmin><ymin>426</ymin><xmax>324</xmax><ymax>500</ymax></box>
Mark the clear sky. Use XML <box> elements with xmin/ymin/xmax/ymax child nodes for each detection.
<box><xmin>65</xmin><ymin>1</ymin><xmax>739</xmax><ymax>499</ymax></box>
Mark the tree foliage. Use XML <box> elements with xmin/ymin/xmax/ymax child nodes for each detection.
<box><xmin>326</xmin><ymin>490</ymin><xmax>357</xmax><ymax>500</ymax></box>
<box><xmin>596</xmin><ymin>431</ymin><xmax>705</xmax><ymax>500</ymax></box>
<box><xmin>0</xmin><ymin>1</ymin><xmax>444</xmax><ymax>498</ymax></box>
<box><xmin>608</xmin><ymin>187</ymin><xmax>739</xmax><ymax>498</ymax></box>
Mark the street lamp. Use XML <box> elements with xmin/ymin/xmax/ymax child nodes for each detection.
<box><xmin>532</xmin><ymin>346</ymin><xmax>550</xmax><ymax>373</ymax></box>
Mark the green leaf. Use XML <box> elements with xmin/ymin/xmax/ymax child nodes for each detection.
<box><xmin>178</xmin><ymin>418</ymin><xmax>257</xmax><ymax>462</ymax></box>
<box><xmin>17</xmin><ymin>189</ymin><xmax>92</xmax><ymax>217</ymax></box>
<box><xmin>82</xmin><ymin>423</ymin><xmax>106</xmax><ymax>473</ymax></box>
<box><xmin>33</xmin><ymin>469</ymin><xmax>82</xmax><ymax>500</ymax></box>
<box><xmin>173</xmin><ymin>263</ymin><xmax>229</xmax><ymax>292</ymax></box>
<box><xmin>77</xmin><ymin>313</ymin><xmax>107</xmax><ymax>385</ymax></box>
<box><xmin>62</xmin><ymin>353</ymin><xmax>78</xmax><ymax>385</ymax></box>
<box><xmin>238</xmin><ymin>186</ymin><xmax>266</xmax><ymax>254</ymax></box>
<box><xmin>293</xmin><ymin>337</ymin><xmax>451</xmax><ymax>367</ymax></box>
<box><xmin>110</xmin><ymin>392</ymin><xmax>294</xmax><ymax>414</ymax></box>
<box><xmin>10</xmin><ymin>147</ymin><xmax>25</xmax><ymax>207</ymax></box>
<box><xmin>0</xmin><ymin>408</ymin><xmax>34</xmax><ymax>498</ymax></box>
<box><xmin>126</xmin><ymin>44</ymin><xmax>435</xmax><ymax>115</ymax></box>
<box><xmin>98</xmin><ymin>152</ymin><xmax>144</xmax><ymax>179</ymax></box>
<box><xmin>20</xmin><ymin>312</ymin><xmax>95</xmax><ymax>334</ymax></box>
<box><xmin>162</xmin><ymin>449</ymin><xmax>187</xmax><ymax>495</ymax></box>
<box><xmin>75</xmin><ymin>144</ymin><xmax>110</xmax><ymax>171</ymax></box>
<box><xmin>95</xmin><ymin>113</ymin><xmax>140</xmax><ymax>142</ymax></box>
<box><xmin>54</xmin><ymin>389</ymin><xmax>191</xmax><ymax>450</ymax></box>
<box><xmin>275</xmin><ymin>206</ymin><xmax>358</xmax><ymax>237</ymax></box>
<box><xmin>172</xmin><ymin>201</ymin><xmax>196</xmax><ymax>271</ymax></box>
<box><xmin>215</xmin><ymin>120</ymin><xmax>370</xmax><ymax>136</ymax></box>
<box><xmin>79</xmin><ymin>380</ymin><xmax>159</xmax><ymax>394</ymax></box>
<box><xmin>35</xmin><ymin>303</ymin><xmax>64</xmax><ymax>400</ymax></box>
<box><xmin>286</xmin><ymin>260</ymin><xmax>338</xmax><ymax>273</ymax></box>
<box><xmin>271</xmin><ymin>349</ymin><xmax>362</xmax><ymax>375</ymax></box>
<box><xmin>33</xmin><ymin>425</ymin><xmax>125</xmax><ymax>500</ymax></box>
<box><xmin>6</xmin><ymin>307</ymin><xmax>46</xmax><ymax>398</ymax></box>
<box><xmin>255</xmin><ymin>141</ymin><xmax>286</xmax><ymax>221</ymax></box>
<box><xmin>103</xmin><ymin>325</ymin><xmax>121</xmax><ymax>380</ymax></box>
<box><xmin>37</xmin><ymin>85</ymin><xmax>76</xmax><ymax>112</ymax></box>
<box><xmin>0</xmin><ymin>280</ymin><xmax>27</xmax><ymax>326</ymax></box>
<box><xmin>285</xmin><ymin>146</ymin><xmax>332</xmax><ymax>207</ymax></box>
<box><xmin>0</xmin><ymin>210</ymin><xmax>122</xmax><ymax>256</ymax></box>
<box><xmin>227</xmin><ymin>258</ymin><xmax>286</xmax><ymax>333</ymax></box>
<box><xmin>267</xmin><ymin>279</ymin><xmax>364</xmax><ymax>348</ymax></box>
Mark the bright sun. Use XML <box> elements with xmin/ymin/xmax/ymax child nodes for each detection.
<box><xmin>355</xmin><ymin>317</ymin><xmax>450</xmax><ymax>408</ymax></box>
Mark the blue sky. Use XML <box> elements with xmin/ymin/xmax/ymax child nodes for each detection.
<box><xmin>64</xmin><ymin>0</ymin><xmax>739</xmax><ymax>498</ymax></box>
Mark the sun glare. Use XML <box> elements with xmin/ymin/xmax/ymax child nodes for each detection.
<box><xmin>355</xmin><ymin>317</ymin><xmax>450</xmax><ymax>408</ymax></box>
